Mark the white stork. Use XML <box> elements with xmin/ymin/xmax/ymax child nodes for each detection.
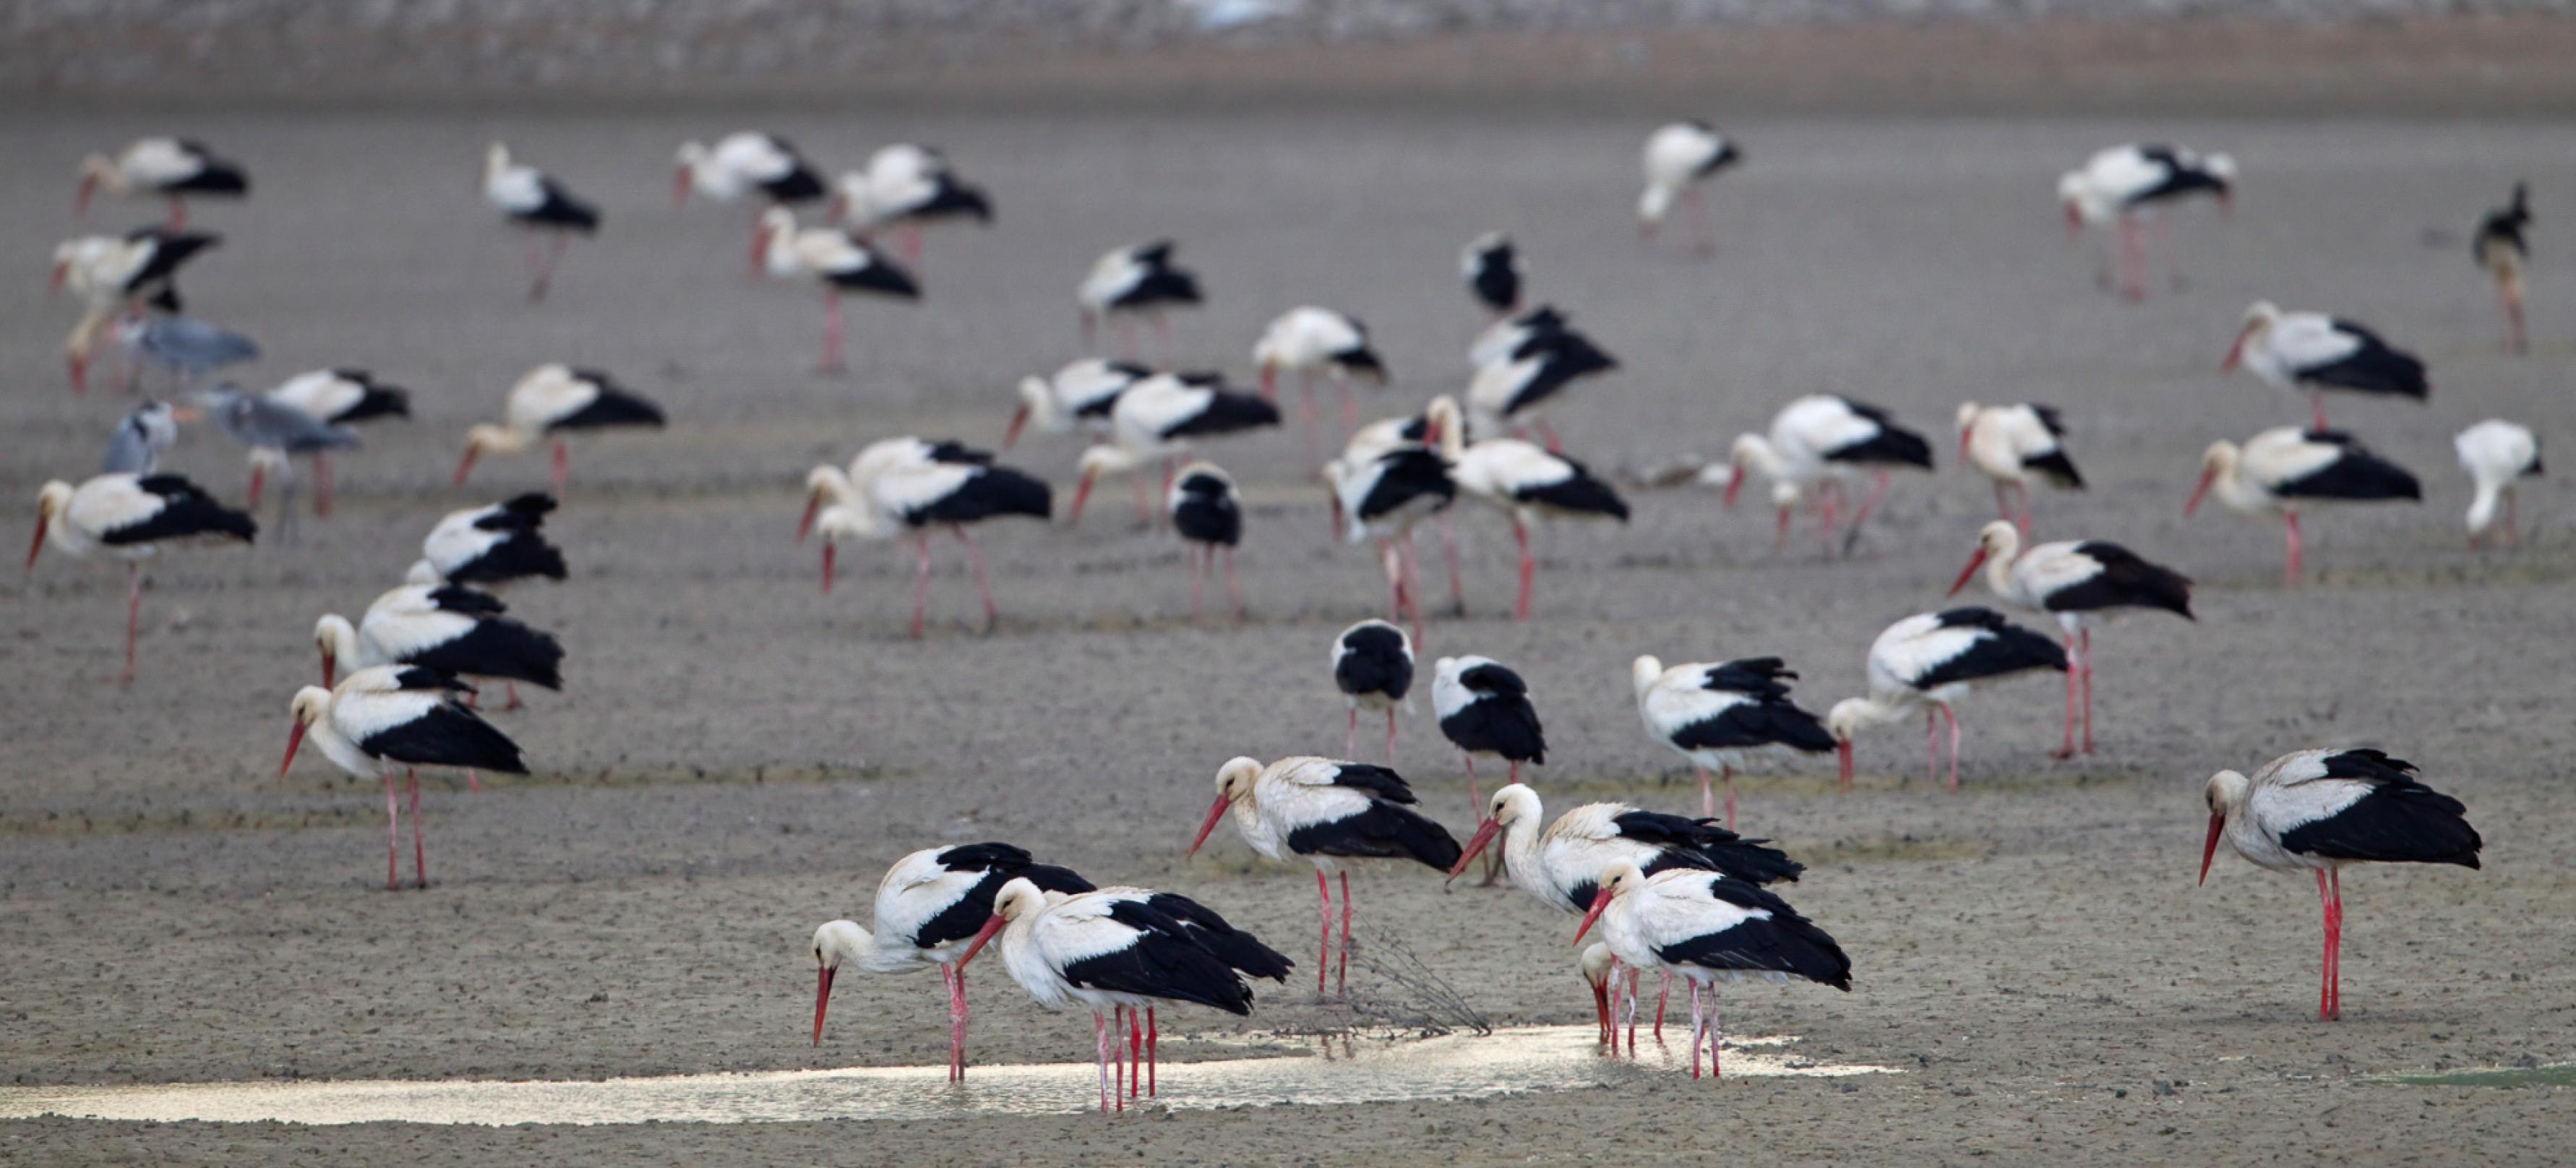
<box><xmin>1004</xmin><ymin>358</ymin><xmax>1150</xmax><ymax>449</ymax></box>
<box><xmin>1722</xmin><ymin>395</ymin><xmax>1932</xmax><ymax>549</ymax></box>
<box><xmin>1255</xmin><ymin>306</ymin><xmax>1387</xmax><ymax>450</ymax></box>
<box><xmin>483</xmin><ymin>143</ymin><xmax>599</xmax><ymax>302</ymax></box>
<box><xmin>265</xmin><ymin>368</ymin><xmax>408</xmax><ymax>515</ymax></box>
<box><xmin>52</xmin><ymin>228</ymin><xmax>218</xmax><ymax>392</ymax></box>
<box><xmin>2056</xmin><ymin>144</ymin><xmax>2234</xmax><ymax>300</ymax></box>
<box><xmin>455</xmin><ymin>364</ymin><xmax>666</xmax><ymax>496</ymax></box>
<box><xmin>1067</xmin><ymin>374</ymin><xmax>1279</xmax><ymax>525</ymax></box>
<box><xmin>1948</xmin><ymin>521</ymin><xmax>2194</xmax><ymax>757</ymax></box>
<box><xmin>281</xmin><ymin>666</ymin><xmax>527</xmax><ymax>889</ymax></box>
<box><xmin>76</xmin><ymin>138</ymin><xmax>248</xmax><ymax>228</ymax></box>
<box><xmin>956</xmin><ymin>878</ymin><xmax>1291</xmax><ymax>1111</ymax></box>
<box><xmin>2223</xmin><ymin>302</ymin><xmax>2429</xmax><ymax>430</ymax></box>
<box><xmin>1332</xmin><ymin>619</ymin><xmax>1414</xmax><ymax>762</ymax></box>
<box><xmin>674</xmin><ymin>132</ymin><xmax>826</xmax><ymax>275</ymax></box>
<box><xmin>2185</xmin><ymin>426</ymin><xmax>2422</xmax><ymax>586</ymax></box>
<box><xmin>2199</xmin><ymin>749</ymin><xmax>2481</xmax><ymax>1021</ymax></box>
<box><xmin>1433</xmin><ymin>655</ymin><xmax>1547</xmax><ymax>822</ymax></box>
<box><xmin>1956</xmin><ymin>402</ymin><xmax>2084</xmax><ymax>533</ymax></box>
<box><xmin>1573</xmin><ymin>860</ymin><xmax>1852</xmax><ymax>1078</ymax></box>
<box><xmin>827</xmin><ymin>144</ymin><xmax>992</xmax><ymax>266</ymax></box>
<box><xmin>1168</xmin><ymin>460</ymin><xmax>1245</xmax><ymax>619</ymax></box>
<box><xmin>2455</xmin><ymin>419</ymin><xmax>2542</xmax><ymax>547</ymax></box>
<box><xmin>314</xmin><ymin>583</ymin><xmax>564</xmax><ymax>713</ymax></box>
<box><xmin>2472</xmin><ymin>183</ymin><xmax>2531</xmax><ymax>353</ymax></box>
<box><xmin>1639</xmin><ymin>121</ymin><xmax>1740</xmax><ymax>257</ymax></box>
<box><xmin>1632</xmin><ymin>656</ymin><xmax>1837</xmax><ymax>827</ymax></box>
<box><xmin>1188</xmin><ymin>755</ymin><xmax>1463</xmax><ymax>995</ymax></box>
<box><xmin>1451</xmin><ymin>782</ymin><xmax>1805</xmax><ymax>1044</ymax></box>
<box><xmin>800</xmin><ymin>452</ymin><xmax>1052</xmax><ymax>637</ymax></box>
<box><xmin>1323</xmin><ymin>438</ymin><xmax>1456</xmax><ymax>635</ymax></box>
<box><xmin>1461</xmin><ymin>231</ymin><xmax>1524</xmax><ymax>318</ymax></box>
<box><xmin>1428</xmin><ymin>396</ymin><xmax>1628</xmax><ymax>619</ymax></box>
<box><xmin>30</xmin><ymin>473</ymin><xmax>255</xmax><ymax>684</ymax></box>
<box><xmin>758</xmin><ymin>209</ymin><xmax>921</xmax><ymax>374</ymax></box>
<box><xmin>416</xmin><ymin>494</ymin><xmax>568</xmax><ymax>589</ymax></box>
<box><xmin>1466</xmin><ymin>323</ymin><xmax>1618</xmax><ymax>450</ymax></box>
<box><xmin>810</xmin><ymin>843</ymin><xmax>1094</xmax><ymax>1081</ymax></box>
<box><xmin>1824</xmin><ymin>607</ymin><xmax>2068</xmax><ymax>791</ymax></box>
<box><xmin>1078</xmin><ymin>240</ymin><xmax>1203</xmax><ymax>361</ymax></box>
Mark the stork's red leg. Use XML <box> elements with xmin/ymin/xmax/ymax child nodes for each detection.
<box><xmin>120</xmin><ymin>563</ymin><xmax>141</xmax><ymax>686</ymax></box>
<box><xmin>1093</xmin><ymin>1010</ymin><xmax>1110</xmax><ymax>1112</ymax></box>
<box><xmin>2055</xmin><ymin>632</ymin><xmax>2078</xmax><ymax>759</ymax></box>
<box><xmin>2314</xmin><ymin>870</ymin><xmax>2332</xmax><ymax>1021</ymax></box>
<box><xmin>818</xmin><ymin>290</ymin><xmax>846</xmax><ymax>374</ymax></box>
<box><xmin>1297</xmin><ymin>372</ymin><xmax>1319</xmax><ymax>463</ymax></box>
<box><xmin>1722</xmin><ymin>765</ymin><xmax>1735</xmax><ymax>831</ymax></box>
<box><xmin>953</xmin><ymin>526</ymin><xmax>997</xmax><ymax>632</ymax></box>
<box><xmin>1511</xmin><ymin>520</ymin><xmax>1534</xmax><ymax>620</ymax></box>
<box><xmin>1944</xmin><ymin>705</ymin><xmax>1962</xmax><ymax>791</ymax></box>
<box><xmin>1688</xmin><ymin>979</ymin><xmax>1702</xmax><ymax>1078</ymax></box>
<box><xmin>1696</xmin><ymin>766</ymin><xmax>1714</xmax><ymax>819</ymax></box>
<box><xmin>312</xmin><ymin>452</ymin><xmax>334</xmax><ymax>518</ymax></box>
<box><xmin>2079</xmin><ymin>627</ymin><xmax>2095</xmax><ymax>755</ymax></box>
<box><xmin>550</xmin><ymin>440</ymin><xmax>569</xmax><ymax>498</ymax></box>
<box><xmin>1654</xmin><ymin>969</ymin><xmax>1670</xmax><ymax>1041</ymax></box>
<box><xmin>1338</xmin><ymin>870</ymin><xmax>1353</xmax><ymax>995</ymax></box>
<box><xmin>1383</xmin><ymin>708</ymin><xmax>1397</xmax><ymax>763</ymax></box>
<box><xmin>1923</xmin><ymin>708</ymin><xmax>1939</xmax><ymax>787</ymax></box>
<box><xmin>382</xmin><ymin>770</ymin><xmax>400</xmax><ymax>890</ymax></box>
<box><xmin>407</xmin><ymin>768</ymin><xmax>426</xmax><ymax>888</ymax></box>
<box><xmin>910</xmin><ymin>533</ymin><xmax>933</xmax><ymax>639</ymax></box>
<box><xmin>1438</xmin><ymin>514</ymin><xmax>1464</xmax><ymax>617</ymax></box>
<box><xmin>1315</xmin><ymin>869</ymin><xmax>1331</xmax><ymax>995</ymax></box>
<box><xmin>1346</xmin><ymin>705</ymin><xmax>1359</xmax><ymax>759</ymax></box>
<box><xmin>1146</xmin><ymin>1006</ymin><xmax>1157</xmax><ymax>1096</ymax></box>
<box><xmin>2283</xmin><ymin>512</ymin><xmax>2304</xmax><ymax>588</ymax></box>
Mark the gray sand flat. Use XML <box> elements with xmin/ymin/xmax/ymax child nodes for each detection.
<box><xmin>4</xmin><ymin>108</ymin><xmax>2574</xmax><ymax>1164</ymax></box>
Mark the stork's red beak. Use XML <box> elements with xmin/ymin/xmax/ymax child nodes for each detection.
<box><xmin>26</xmin><ymin>515</ymin><xmax>48</xmax><ymax>570</ymax></box>
<box><xmin>1002</xmin><ymin>404</ymin><xmax>1029</xmax><ymax>451</ymax></box>
<box><xmin>670</xmin><ymin>166</ymin><xmax>691</xmax><ymax>210</ymax></box>
<box><xmin>820</xmin><ymin>541</ymin><xmax>836</xmax><ymax>596</ymax></box>
<box><xmin>48</xmin><ymin>260</ymin><xmax>68</xmax><ymax>294</ymax></box>
<box><xmin>1065</xmin><ymin>471</ymin><xmax>1096</xmax><ymax>525</ymax></box>
<box><xmin>74</xmin><ymin>175</ymin><xmax>97</xmax><ymax>219</ymax></box>
<box><xmin>1721</xmin><ymin>463</ymin><xmax>1745</xmax><ymax>509</ymax></box>
<box><xmin>319</xmin><ymin>650</ymin><xmax>336</xmax><ymax>688</ymax></box>
<box><xmin>1185</xmin><ymin>793</ymin><xmax>1232</xmax><ymax>857</ymax></box>
<box><xmin>451</xmin><ymin>446</ymin><xmax>479</xmax><ymax>489</ymax></box>
<box><xmin>2220</xmin><ymin>323</ymin><xmax>2255</xmax><ymax>372</ymax></box>
<box><xmin>812</xmin><ymin>965</ymin><xmax>837</xmax><ymax>1045</ymax></box>
<box><xmin>955</xmin><ymin>913</ymin><xmax>1006</xmax><ymax>970</ymax></box>
<box><xmin>1947</xmin><ymin>546</ymin><xmax>1988</xmax><ymax>597</ymax></box>
<box><xmin>2184</xmin><ymin>468</ymin><xmax>2217</xmax><ymax>518</ymax></box>
<box><xmin>1590</xmin><ymin>976</ymin><xmax>1611</xmax><ymax>1040</ymax></box>
<box><xmin>1446</xmin><ymin>817</ymin><xmax>1502</xmax><ymax>884</ymax></box>
<box><xmin>2062</xmin><ymin>200</ymin><xmax>2082</xmax><ymax>241</ymax></box>
<box><xmin>1258</xmin><ymin>366</ymin><xmax>1277</xmax><ymax>401</ymax></box>
<box><xmin>279</xmin><ymin>721</ymin><xmax>309</xmax><ymax>781</ymax></box>
<box><xmin>796</xmin><ymin>491</ymin><xmax>822</xmax><ymax>542</ymax></box>
<box><xmin>2199</xmin><ymin>812</ymin><xmax>2225</xmax><ymax>885</ymax></box>
<box><xmin>1957</xmin><ymin>426</ymin><xmax>1973</xmax><ymax>460</ymax></box>
<box><xmin>1571</xmin><ymin>886</ymin><xmax>1613</xmax><ymax>947</ymax></box>
<box><xmin>1836</xmin><ymin>740</ymin><xmax>1854</xmax><ymax>791</ymax></box>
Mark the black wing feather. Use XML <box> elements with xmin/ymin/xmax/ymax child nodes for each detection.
<box><xmin>106</xmin><ymin>476</ymin><xmax>256</xmax><ymax>546</ymax></box>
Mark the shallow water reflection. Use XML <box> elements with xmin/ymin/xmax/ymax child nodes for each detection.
<box><xmin>0</xmin><ymin>1026</ymin><xmax>1897</xmax><ymax>1125</ymax></box>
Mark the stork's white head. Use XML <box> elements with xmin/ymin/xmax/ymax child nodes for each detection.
<box><xmin>1447</xmin><ymin>781</ymin><xmax>1540</xmax><ymax>883</ymax></box>
<box><xmin>1572</xmin><ymin>859</ymin><xmax>1647</xmax><ymax>946</ymax></box>
<box><xmin>2204</xmin><ymin>153</ymin><xmax>2239</xmax><ymax>182</ymax></box>
<box><xmin>671</xmin><ymin>141</ymin><xmax>705</xmax><ymax>208</ymax></box>
<box><xmin>810</xmin><ymin>918</ymin><xmax>874</xmax><ymax>1044</ymax></box>
<box><xmin>312</xmin><ymin>614</ymin><xmax>359</xmax><ymax>687</ymax></box>
<box><xmin>280</xmin><ymin>685</ymin><xmax>335</xmax><ymax>781</ymax></box>
<box><xmin>74</xmin><ymin>154</ymin><xmax>120</xmax><ymax>215</ymax></box>
<box><xmin>29</xmin><ymin>481</ymin><xmax>75</xmax><ymax>570</ymax></box>
<box><xmin>1066</xmin><ymin>445</ymin><xmax>1143</xmax><ymax>525</ymax></box>
<box><xmin>1578</xmin><ymin>941</ymin><xmax>1618</xmax><ymax>988</ymax></box>
<box><xmin>1188</xmin><ymin>756</ymin><xmax>1264</xmax><ymax>858</ymax></box>
<box><xmin>484</xmin><ymin>142</ymin><xmax>511</xmax><ymax>182</ymax></box>
<box><xmin>453</xmin><ymin>424</ymin><xmax>526</xmax><ymax>488</ymax></box>
<box><xmin>797</xmin><ymin>465</ymin><xmax>859</xmax><ymax>544</ymax></box>
<box><xmin>1005</xmin><ymin>376</ymin><xmax>1057</xmax><ymax>449</ymax></box>
<box><xmin>405</xmin><ymin>559</ymin><xmax>443</xmax><ymax>587</ymax></box>
<box><xmin>2223</xmin><ymin>301</ymin><xmax>2280</xmax><ymax>372</ymax></box>
<box><xmin>2184</xmin><ymin>439</ymin><xmax>2242</xmax><ymax>518</ymax></box>
<box><xmin>1955</xmin><ymin>400</ymin><xmax>1983</xmax><ymax>438</ymax></box>
<box><xmin>1948</xmin><ymin>519</ymin><xmax>2021</xmax><ymax>598</ymax></box>
<box><xmin>1720</xmin><ymin>433</ymin><xmax>1776</xmax><ymax>507</ymax></box>
<box><xmin>2198</xmin><ymin>768</ymin><xmax>2252</xmax><ymax>885</ymax></box>
<box><xmin>1629</xmin><ymin>655</ymin><xmax>1665</xmax><ymax>697</ymax></box>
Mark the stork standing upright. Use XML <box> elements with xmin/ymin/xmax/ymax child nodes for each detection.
<box><xmin>455</xmin><ymin>364</ymin><xmax>666</xmax><ymax>497</ymax></box>
<box><xmin>1323</xmin><ymin>438</ymin><xmax>1456</xmax><ymax>637</ymax></box>
<box><xmin>313</xmin><ymin>582</ymin><xmax>565</xmax><ymax>708</ymax></box>
<box><xmin>2185</xmin><ymin>426</ymin><xmax>2421</xmax><ymax>586</ymax></box>
<box><xmin>1004</xmin><ymin>358</ymin><xmax>1149</xmax><ymax>449</ymax></box>
<box><xmin>1078</xmin><ymin>241</ymin><xmax>1202</xmax><ymax>361</ymax></box>
<box><xmin>674</xmin><ymin>132</ymin><xmax>826</xmax><ymax>276</ymax></box>
<box><xmin>1066</xmin><ymin>374</ymin><xmax>1279</xmax><ymax>525</ymax></box>
<box><xmin>1956</xmin><ymin>402</ymin><xmax>2084</xmax><ymax>533</ymax></box>
<box><xmin>1433</xmin><ymin>655</ymin><xmax>1547</xmax><ymax>826</ymax></box>
<box><xmin>759</xmin><ymin>208</ymin><xmax>922</xmax><ymax>374</ymax></box>
<box><xmin>1167</xmin><ymin>460</ymin><xmax>1245</xmax><ymax>619</ymax></box>
<box><xmin>1722</xmin><ymin>395</ymin><xmax>1932</xmax><ymax>551</ymax></box>
<box><xmin>955</xmin><ymin>878</ymin><xmax>1290</xmax><ymax>1112</ymax></box>
<box><xmin>417</xmin><ymin>494</ymin><xmax>569</xmax><ymax>590</ymax></box>
<box><xmin>281</xmin><ymin>666</ymin><xmax>528</xmax><ymax>889</ymax></box>
<box><xmin>2056</xmin><ymin>144</ymin><xmax>2234</xmax><ymax>300</ymax></box>
<box><xmin>1638</xmin><ymin>121</ymin><xmax>1740</xmax><ymax>257</ymax></box>
<box><xmin>1332</xmin><ymin>619</ymin><xmax>1414</xmax><ymax>762</ymax></box>
<box><xmin>1573</xmin><ymin>860</ymin><xmax>1852</xmax><ymax>1076</ymax></box>
<box><xmin>52</xmin><ymin>228</ymin><xmax>218</xmax><ymax>392</ymax></box>
<box><xmin>1188</xmin><ymin>755</ymin><xmax>1461</xmax><ymax>996</ymax></box>
<box><xmin>2454</xmin><ymin>419</ymin><xmax>2542</xmax><ymax>548</ymax></box>
<box><xmin>1429</xmin><ymin>397</ymin><xmax>1629</xmax><ymax>619</ymax></box>
<box><xmin>30</xmin><ymin>473</ymin><xmax>256</xmax><ymax>684</ymax></box>
<box><xmin>1824</xmin><ymin>607</ymin><xmax>2069</xmax><ymax>791</ymax></box>
<box><xmin>2198</xmin><ymin>749</ymin><xmax>2481</xmax><ymax>1021</ymax></box>
<box><xmin>1949</xmin><ymin>521</ymin><xmax>2194</xmax><ymax>758</ymax></box>
<box><xmin>801</xmin><ymin>452</ymin><xmax>1052</xmax><ymax>637</ymax></box>
<box><xmin>1255</xmin><ymin>305</ymin><xmax>1387</xmax><ymax>452</ymax></box>
<box><xmin>810</xmin><ymin>843</ymin><xmax>1094</xmax><ymax>1081</ymax></box>
<box><xmin>2223</xmin><ymin>302</ymin><xmax>2429</xmax><ymax>430</ymax></box>
<box><xmin>76</xmin><ymin>138</ymin><xmax>249</xmax><ymax>228</ymax></box>
<box><xmin>484</xmin><ymin>142</ymin><xmax>600</xmax><ymax>301</ymax></box>
<box><xmin>1461</xmin><ymin>231</ymin><xmax>1524</xmax><ymax>318</ymax></box>
<box><xmin>1632</xmin><ymin>655</ymin><xmax>1837</xmax><ymax>827</ymax></box>
<box><xmin>1465</xmin><ymin>324</ymin><xmax>1619</xmax><ymax>451</ymax></box>
<box><xmin>2471</xmin><ymin>182</ymin><xmax>2531</xmax><ymax>354</ymax></box>
<box><xmin>828</xmin><ymin>144</ymin><xmax>993</xmax><ymax>267</ymax></box>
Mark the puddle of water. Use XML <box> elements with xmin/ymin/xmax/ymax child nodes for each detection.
<box><xmin>0</xmin><ymin>1026</ymin><xmax>1897</xmax><ymax>1126</ymax></box>
<box><xmin>2377</xmin><ymin>1064</ymin><xmax>2576</xmax><ymax>1089</ymax></box>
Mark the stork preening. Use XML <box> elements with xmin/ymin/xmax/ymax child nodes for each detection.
<box><xmin>1957</xmin><ymin>402</ymin><xmax>2084</xmax><ymax>533</ymax></box>
<box><xmin>1632</xmin><ymin>656</ymin><xmax>1837</xmax><ymax>827</ymax></box>
<box><xmin>2185</xmin><ymin>426</ymin><xmax>2422</xmax><ymax>586</ymax></box>
<box><xmin>1451</xmin><ymin>782</ymin><xmax>1803</xmax><ymax>1043</ymax></box>
<box><xmin>956</xmin><ymin>878</ymin><xmax>1290</xmax><ymax>1112</ymax></box>
<box><xmin>76</xmin><ymin>138</ymin><xmax>249</xmax><ymax>228</ymax></box>
<box><xmin>455</xmin><ymin>364</ymin><xmax>666</xmax><ymax>496</ymax></box>
<box><xmin>673</xmin><ymin>132</ymin><xmax>825</xmax><ymax>275</ymax></box>
<box><xmin>1005</xmin><ymin>358</ymin><xmax>1149</xmax><ymax>449</ymax></box>
<box><xmin>1722</xmin><ymin>395</ymin><xmax>1933</xmax><ymax>551</ymax></box>
<box><xmin>116</xmin><ymin>313</ymin><xmax>258</xmax><ymax>393</ymax></box>
<box><xmin>1067</xmin><ymin>374</ymin><xmax>1279</xmax><ymax>525</ymax></box>
<box><xmin>314</xmin><ymin>583</ymin><xmax>564</xmax><ymax>712</ymax></box>
<box><xmin>1949</xmin><ymin>522</ymin><xmax>2193</xmax><ymax>757</ymax></box>
<box><xmin>2455</xmin><ymin>419</ymin><xmax>2542</xmax><ymax>548</ymax></box>
<box><xmin>1433</xmin><ymin>655</ymin><xmax>1547</xmax><ymax>827</ymax></box>
<box><xmin>1188</xmin><ymin>755</ymin><xmax>1461</xmax><ymax>995</ymax></box>
<box><xmin>1333</xmin><ymin>619</ymin><xmax>1414</xmax><ymax>762</ymax></box>
<box><xmin>801</xmin><ymin>452</ymin><xmax>1051</xmax><ymax>637</ymax></box>
<box><xmin>1639</xmin><ymin>121</ymin><xmax>1740</xmax><ymax>257</ymax></box>
<box><xmin>828</xmin><ymin>144</ymin><xmax>992</xmax><ymax>266</ymax></box>
<box><xmin>52</xmin><ymin>228</ymin><xmax>218</xmax><ymax>392</ymax></box>
<box><xmin>30</xmin><ymin>473</ymin><xmax>257</xmax><ymax>684</ymax></box>
<box><xmin>1167</xmin><ymin>460</ymin><xmax>1245</xmax><ymax>619</ymax></box>
<box><xmin>2471</xmin><ymin>182</ymin><xmax>2531</xmax><ymax>353</ymax></box>
<box><xmin>2056</xmin><ymin>144</ymin><xmax>2234</xmax><ymax>300</ymax></box>
<box><xmin>759</xmin><ymin>208</ymin><xmax>921</xmax><ymax>374</ymax></box>
<box><xmin>1254</xmin><ymin>305</ymin><xmax>1386</xmax><ymax>453</ymax></box>
<box><xmin>2198</xmin><ymin>749</ymin><xmax>2481</xmax><ymax>1021</ymax></box>
<box><xmin>484</xmin><ymin>143</ymin><xmax>599</xmax><ymax>301</ymax></box>
<box><xmin>1430</xmin><ymin>397</ymin><xmax>1629</xmax><ymax>619</ymax></box>
<box><xmin>1465</xmin><ymin>321</ymin><xmax>1619</xmax><ymax>450</ymax></box>
<box><xmin>1573</xmin><ymin>860</ymin><xmax>1851</xmax><ymax>1075</ymax></box>
<box><xmin>1461</xmin><ymin>231</ymin><xmax>1524</xmax><ymax>317</ymax></box>
<box><xmin>417</xmin><ymin>494</ymin><xmax>568</xmax><ymax>590</ymax></box>
<box><xmin>2223</xmin><ymin>302</ymin><xmax>2429</xmax><ymax>430</ymax></box>
<box><xmin>1826</xmin><ymin>607</ymin><xmax>2068</xmax><ymax>791</ymax></box>
<box><xmin>1078</xmin><ymin>240</ymin><xmax>1202</xmax><ymax>361</ymax></box>
<box><xmin>810</xmin><ymin>843</ymin><xmax>1094</xmax><ymax>1081</ymax></box>
<box><xmin>282</xmin><ymin>666</ymin><xmax>527</xmax><ymax>889</ymax></box>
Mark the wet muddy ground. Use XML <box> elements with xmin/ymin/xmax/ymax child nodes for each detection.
<box><xmin>4</xmin><ymin>107</ymin><xmax>2574</xmax><ymax>1164</ymax></box>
